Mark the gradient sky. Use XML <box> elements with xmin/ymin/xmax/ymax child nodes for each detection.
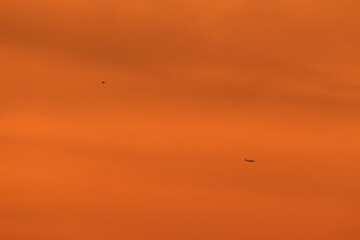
<box><xmin>1</xmin><ymin>1</ymin><xmax>360</xmax><ymax>239</ymax></box>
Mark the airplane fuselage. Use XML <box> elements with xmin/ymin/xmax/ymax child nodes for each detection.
<box><xmin>245</xmin><ymin>158</ymin><xmax>255</xmax><ymax>162</ymax></box>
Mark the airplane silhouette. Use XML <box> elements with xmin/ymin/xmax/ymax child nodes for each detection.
<box><xmin>245</xmin><ymin>158</ymin><xmax>255</xmax><ymax>162</ymax></box>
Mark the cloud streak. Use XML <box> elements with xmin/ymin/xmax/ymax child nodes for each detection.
<box><xmin>1</xmin><ymin>1</ymin><xmax>360</xmax><ymax>239</ymax></box>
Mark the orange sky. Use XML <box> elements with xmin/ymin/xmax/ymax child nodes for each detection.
<box><xmin>1</xmin><ymin>1</ymin><xmax>360</xmax><ymax>239</ymax></box>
